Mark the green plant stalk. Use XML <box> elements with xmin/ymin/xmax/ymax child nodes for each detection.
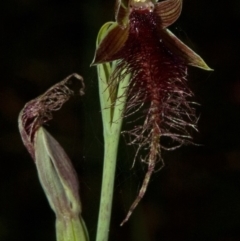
<box><xmin>96</xmin><ymin>129</ymin><xmax>120</xmax><ymax>241</ymax></box>
<box><xmin>96</xmin><ymin>61</ymin><xmax>130</xmax><ymax>241</ymax></box>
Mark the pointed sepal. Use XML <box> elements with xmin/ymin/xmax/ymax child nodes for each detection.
<box><xmin>161</xmin><ymin>29</ymin><xmax>213</xmax><ymax>70</ymax></box>
<box><xmin>91</xmin><ymin>22</ymin><xmax>129</xmax><ymax>66</ymax></box>
<box><xmin>154</xmin><ymin>0</ymin><xmax>182</xmax><ymax>28</ymax></box>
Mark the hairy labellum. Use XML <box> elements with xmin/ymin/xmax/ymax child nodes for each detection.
<box><xmin>117</xmin><ymin>8</ymin><xmax>194</xmax><ymax>226</ymax></box>
<box><xmin>92</xmin><ymin>0</ymin><xmax>212</xmax><ymax>225</ymax></box>
<box><xmin>119</xmin><ymin>10</ymin><xmax>195</xmax><ymax>146</ymax></box>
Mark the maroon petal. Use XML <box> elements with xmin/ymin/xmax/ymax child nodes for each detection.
<box><xmin>91</xmin><ymin>22</ymin><xmax>129</xmax><ymax>65</ymax></box>
<box><xmin>154</xmin><ymin>0</ymin><xmax>182</xmax><ymax>28</ymax></box>
<box><xmin>160</xmin><ymin>29</ymin><xmax>213</xmax><ymax>70</ymax></box>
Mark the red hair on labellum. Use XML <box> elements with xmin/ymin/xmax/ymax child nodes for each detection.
<box><xmin>92</xmin><ymin>0</ymin><xmax>212</xmax><ymax>225</ymax></box>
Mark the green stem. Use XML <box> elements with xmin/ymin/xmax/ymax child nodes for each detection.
<box><xmin>96</xmin><ymin>62</ymin><xmax>130</xmax><ymax>241</ymax></box>
<box><xmin>95</xmin><ymin>129</ymin><xmax>121</xmax><ymax>241</ymax></box>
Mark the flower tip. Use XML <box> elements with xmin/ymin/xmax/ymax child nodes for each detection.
<box><xmin>190</xmin><ymin>61</ymin><xmax>214</xmax><ymax>71</ymax></box>
<box><xmin>90</xmin><ymin>56</ymin><xmax>98</xmax><ymax>67</ymax></box>
<box><xmin>198</xmin><ymin>59</ymin><xmax>214</xmax><ymax>71</ymax></box>
<box><xmin>203</xmin><ymin>64</ymin><xmax>214</xmax><ymax>71</ymax></box>
<box><xmin>205</xmin><ymin>66</ymin><xmax>214</xmax><ymax>71</ymax></box>
<box><xmin>90</xmin><ymin>61</ymin><xmax>96</xmax><ymax>67</ymax></box>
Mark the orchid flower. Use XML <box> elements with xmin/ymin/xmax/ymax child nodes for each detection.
<box><xmin>92</xmin><ymin>0</ymin><xmax>212</xmax><ymax>228</ymax></box>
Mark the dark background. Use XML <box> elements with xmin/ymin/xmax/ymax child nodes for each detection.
<box><xmin>1</xmin><ymin>0</ymin><xmax>240</xmax><ymax>240</ymax></box>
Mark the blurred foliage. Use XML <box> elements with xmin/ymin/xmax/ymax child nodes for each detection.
<box><xmin>0</xmin><ymin>0</ymin><xmax>240</xmax><ymax>241</ymax></box>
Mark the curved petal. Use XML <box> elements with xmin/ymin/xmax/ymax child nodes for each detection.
<box><xmin>160</xmin><ymin>29</ymin><xmax>213</xmax><ymax>70</ymax></box>
<box><xmin>154</xmin><ymin>0</ymin><xmax>182</xmax><ymax>28</ymax></box>
<box><xmin>115</xmin><ymin>0</ymin><xmax>130</xmax><ymax>28</ymax></box>
<box><xmin>91</xmin><ymin>22</ymin><xmax>129</xmax><ymax>65</ymax></box>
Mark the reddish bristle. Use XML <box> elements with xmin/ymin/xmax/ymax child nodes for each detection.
<box><xmin>114</xmin><ymin>10</ymin><xmax>197</xmax><ymax>225</ymax></box>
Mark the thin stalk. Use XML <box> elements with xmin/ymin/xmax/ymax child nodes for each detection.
<box><xmin>95</xmin><ymin>129</ymin><xmax>120</xmax><ymax>241</ymax></box>
<box><xmin>96</xmin><ymin>61</ymin><xmax>130</xmax><ymax>241</ymax></box>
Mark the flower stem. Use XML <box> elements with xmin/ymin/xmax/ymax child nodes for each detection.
<box><xmin>95</xmin><ymin>130</ymin><xmax>121</xmax><ymax>241</ymax></box>
<box><xmin>96</xmin><ymin>62</ymin><xmax>130</xmax><ymax>241</ymax></box>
